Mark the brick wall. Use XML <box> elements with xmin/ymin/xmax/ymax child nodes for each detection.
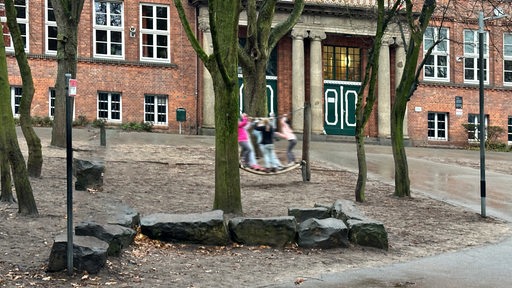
<box><xmin>5</xmin><ymin>0</ymin><xmax>198</xmax><ymax>134</ymax></box>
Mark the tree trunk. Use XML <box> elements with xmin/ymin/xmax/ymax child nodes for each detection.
<box><xmin>0</xmin><ymin>32</ymin><xmax>38</xmax><ymax>216</ymax></box>
<box><xmin>0</xmin><ymin>143</ymin><xmax>14</xmax><ymax>203</ymax></box>
<box><xmin>355</xmin><ymin>133</ymin><xmax>367</xmax><ymax>202</ymax></box>
<box><xmin>4</xmin><ymin>0</ymin><xmax>43</xmax><ymax>177</ymax></box>
<box><xmin>50</xmin><ymin>0</ymin><xmax>84</xmax><ymax>148</ymax></box>
<box><xmin>391</xmin><ymin>103</ymin><xmax>410</xmax><ymax>197</ymax></box>
<box><xmin>242</xmin><ymin>61</ymin><xmax>268</xmax><ymax>117</ymax></box>
<box><xmin>212</xmin><ymin>70</ymin><xmax>243</xmax><ymax>215</ymax></box>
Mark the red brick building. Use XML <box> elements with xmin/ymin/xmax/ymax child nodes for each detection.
<box><xmin>3</xmin><ymin>0</ymin><xmax>512</xmax><ymax>147</ymax></box>
<box><xmin>2</xmin><ymin>0</ymin><xmax>198</xmax><ymax>133</ymax></box>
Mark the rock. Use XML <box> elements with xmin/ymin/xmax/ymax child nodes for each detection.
<box><xmin>288</xmin><ymin>207</ymin><xmax>331</xmax><ymax>224</ymax></box>
<box><xmin>47</xmin><ymin>234</ymin><xmax>108</xmax><ymax>274</ymax></box>
<box><xmin>332</xmin><ymin>199</ymin><xmax>365</xmax><ymax>222</ymax></box>
<box><xmin>297</xmin><ymin>218</ymin><xmax>350</xmax><ymax>249</ymax></box>
<box><xmin>347</xmin><ymin>219</ymin><xmax>389</xmax><ymax>250</ymax></box>
<box><xmin>73</xmin><ymin>159</ymin><xmax>105</xmax><ymax>191</ymax></box>
<box><xmin>140</xmin><ymin>210</ymin><xmax>229</xmax><ymax>246</ymax></box>
<box><xmin>228</xmin><ymin>216</ymin><xmax>296</xmax><ymax>247</ymax></box>
<box><xmin>75</xmin><ymin>221</ymin><xmax>136</xmax><ymax>256</ymax></box>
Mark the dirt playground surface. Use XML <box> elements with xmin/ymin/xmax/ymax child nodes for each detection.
<box><xmin>0</xmin><ymin>129</ymin><xmax>510</xmax><ymax>287</ymax></box>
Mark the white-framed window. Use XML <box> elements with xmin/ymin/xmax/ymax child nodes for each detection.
<box><xmin>97</xmin><ymin>92</ymin><xmax>121</xmax><ymax>121</ymax></box>
<box><xmin>503</xmin><ymin>33</ymin><xmax>512</xmax><ymax>85</ymax></box>
<box><xmin>93</xmin><ymin>0</ymin><xmax>124</xmax><ymax>59</ymax></box>
<box><xmin>11</xmin><ymin>86</ymin><xmax>22</xmax><ymax>116</ymax></box>
<box><xmin>45</xmin><ymin>0</ymin><xmax>57</xmax><ymax>54</ymax></box>
<box><xmin>2</xmin><ymin>0</ymin><xmax>29</xmax><ymax>52</ymax></box>
<box><xmin>140</xmin><ymin>4</ymin><xmax>170</xmax><ymax>62</ymax></box>
<box><xmin>468</xmin><ymin>113</ymin><xmax>488</xmax><ymax>142</ymax></box>
<box><xmin>427</xmin><ymin>112</ymin><xmax>448</xmax><ymax>140</ymax></box>
<box><xmin>49</xmin><ymin>88</ymin><xmax>55</xmax><ymax>117</ymax></box>
<box><xmin>508</xmin><ymin>116</ymin><xmax>512</xmax><ymax>143</ymax></box>
<box><xmin>463</xmin><ymin>30</ymin><xmax>488</xmax><ymax>84</ymax></box>
<box><xmin>144</xmin><ymin>95</ymin><xmax>168</xmax><ymax>125</ymax></box>
<box><xmin>423</xmin><ymin>27</ymin><xmax>449</xmax><ymax>81</ymax></box>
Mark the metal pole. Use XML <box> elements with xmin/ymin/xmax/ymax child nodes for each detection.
<box><xmin>478</xmin><ymin>12</ymin><xmax>486</xmax><ymax>217</ymax></box>
<box><xmin>65</xmin><ymin>73</ymin><xmax>74</xmax><ymax>274</ymax></box>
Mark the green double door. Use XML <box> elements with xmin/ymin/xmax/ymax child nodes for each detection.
<box><xmin>238</xmin><ymin>76</ymin><xmax>278</xmax><ymax>117</ymax></box>
<box><xmin>323</xmin><ymin>81</ymin><xmax>361</xmax><ymax>135</ymax></box>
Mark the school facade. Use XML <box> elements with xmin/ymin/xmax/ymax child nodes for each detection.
<box><xmin>3</xmin><ymin>0</ymin><xmax>512</xmax><ymax>147</ymax></box>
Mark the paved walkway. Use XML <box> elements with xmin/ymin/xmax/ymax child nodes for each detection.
<box><xmin>25</xmin><ymin>127</ymin><xmax>512</xmax><ymax>287</ymax></box>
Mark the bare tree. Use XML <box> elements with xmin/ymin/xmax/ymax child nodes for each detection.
<box><xmin>0</xmin><ymin>25</ymin><xmax>38</xmax><ymax>215</ymax></box>
<box><xmin>174</xmin><ymin>0</ymin><xmax>243</xmax><ymax>214</ymax></box>
<box><xmin>238</xmin><ymin>0</ymin><xmax>305</xmax><ymax>117</ymax></box>
<box><xmin>4</xmin><ymin>0</ymin><xmax>43</xmax><ymax>177</ymax></box>
<box><xmin>49</xmin><ymin>0</ymin><xmax>85</xmax><ymax>148</ymax></box>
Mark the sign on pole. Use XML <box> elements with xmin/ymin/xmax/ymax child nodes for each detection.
<box><xmin>69</xmin><ymin>79</ymin><xmax>77</xmax><ymax>97</ymax></box>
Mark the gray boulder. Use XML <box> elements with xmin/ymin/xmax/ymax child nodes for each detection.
<box><xmin>332</xmin><ymin>199</ymin><xmax>365</xmax><ymax>222</ymax></box>
<box><xmin>140</xmin><ymin>210</ymin><xmax>229</xmax><ymax>246</ymax></box>
<box><xmin>73</xmin><ymin>159</ymin><xmax>105</xmax><ymax>191</ymax></box>
<box><xmin>347</xmin><ymin>219</ymin><xmax>389</xmax><ymax>250</ymax></box>
<box><xmin>288</xmin><ymin>207</ymin><xmax>331</xmax><ymax>224</ymax></box>
<box><xmin>228</xmin><ymin>216</ymin><xmax>296</xmax><ymax>247</ymax></box>
<box><xmin>47</xmin><ymin>234</ymin><xmax>108</xmax><ymax>274</ymax></box>
<box><xmin>297</xmin><ymin>218</ymin><xmax>350</xmax><ymax>249</ymax></box>
<box><xmin>75</xmin><ymin>221</ymin><xmax>136</xmax><ymax>256</ymax></box>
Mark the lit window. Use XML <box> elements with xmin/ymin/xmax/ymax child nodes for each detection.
<box><xmin>144</xmin><ymin>95</ymin><xmax>167</xmax><ymax>125</ymax></box>
<box><xmin>322</xmin><ymin>46</ymin><xmax>361</xmax><ymax>82</ymax></box>
<box><xmin>93</xmin><ymin>0</ymin><xmax>124</xmax><ymax>59</ymax></box>
<box><xmin>423</xmin><ymin>27</ymin><xmax>449</xmax><ymax>81</ymax></box>
<box><xmin>140</xmin><ymin>4</ymin><xmax>170</xmax><ymax>62</ymax></box>
<box><xmin>427</xmin><ymin>112</ymin><xmax>448</xmax><ymax>140</ymax></box>
<box><xmin>463</xmin><ymin>30</ymin><xmax>488</xmax><ymax>84</ymax></box>
<box><xmin>2</xmin><ymin>0</ymin><xmax>29</xmax><ymax>52</ymax></box>
<box><xmin>97</xmin><ymin>92</ymin><xmax>121</xmax><ymax>121</ymax></box>
<box><xmin>46</xmin><ymin>0</ymin><xmax>57</xmax><ymax>54</ymax></box>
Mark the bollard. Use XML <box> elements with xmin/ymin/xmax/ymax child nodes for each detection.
<box><xmin>100</xmin><ymin>125</ymin><xmax>106</xmax><ymax>146</ymax></box>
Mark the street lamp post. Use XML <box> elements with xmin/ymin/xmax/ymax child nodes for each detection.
<box><xmin>478</xmin><ymin>11</ymin><xmax>486</xmax><ymax>218</ymax></box>
<box><xmin>478</xmin><ymin>9</ymin><xmax>508</xmax><ymax>218</ymax></box>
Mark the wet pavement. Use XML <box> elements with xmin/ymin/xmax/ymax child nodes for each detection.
<box><xmin>25</xmin><ymin>127</ymin><xmax>512</xmax><ymax>287</ymax></box>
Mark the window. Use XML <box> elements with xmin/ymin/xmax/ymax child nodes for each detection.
<box><xmin>503</xmin><ymin>33</ymin><xmax>512</xmax><ymax>85</ymax></box>
<box><xmin>93</xmin><ymin>0</ymin><xmax>124</xmax><ymax>58</ymax></box>
<box><xmin>423</xmin><ymin>27</ymin><xmax>449</xmax><ymax>81</ymax></box>
<box><xmin>508</xmin><ymin>116</ymin><xmax>512</xmax><ymax>142</ymax></box>
<box><xmin>468</xmin><ymin>114</ymin><xmax>488</xmax><ymax>141</ymax></box>
<box><xmin>49</xmin><ymin>88</ymin><xmax>55</xmax><ymax>117</ymax></box>
<box><xmin>2</xmin><ymin>0</ymin><xmax>28</xmax><ymax>52</ymax></box>
<box><xmin>323</xmin><ymin>46</ymin><xmax>361</xmax><ymax>82</ymax></box>
<box><xmin>11</xmin><ymin>87</ymin><xmax>22</xmax><ymax>116</ymax></box>
<box><xmin>463</xmin><ymin>30</ymin><xmax>488</xmax><ymax>83</ymax></box>
<box><xmin>427</xmin><ymin>112</ymin><xmax>448</xmax><ymax>140</ymax></box>
<box><xmin>45</xmin><ymin>0</ymin><xmax>57</xmax><ymax>54</ymax></box>
<box><xmin>97</xmin><ymin>92</ymin><xmax>121</xmax><ymax>121</ymax></box>
<box><xmin>140</xmin><ymin>4</ymin><xmax>170</xmax><ymax>62</ymax></box>
<box><xmin>144</xmin><ymin>95</ymin><xmax>167</xmax><ymax>125</ymax></box>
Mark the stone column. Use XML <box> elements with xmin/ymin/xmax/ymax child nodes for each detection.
<box><xmin>291</xmin><ymin>28</ymin><xmax>308</xmax><ymax>133</ymax></box>
<box><xmin>199</xmin><ymin>19</ymin><xmax>215</xmax><ymax>129</ymax></box>
<box><xmin>395</xmin><ymin>39</ymin><xmax>408</xmax><ymax>137</ymax></box>
<box><xmin>309</xmin><ymin>30</ymin><xmax>326</xmax><ymax>134</ymax></box>
<box><xmin>377</xmin><ymin>38</ymin><xmax>391</xmax><ymax>139</ymax></box>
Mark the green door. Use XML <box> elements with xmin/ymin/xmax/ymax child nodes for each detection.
<box><xmin>238</xmin><ymin>76</ymin><xmax>278</xmax><ymax>117</ymax></box>
<box><xmin>324</xmin><ymin>81</ymin><xmax>360</xmax><ymax>135</ymax></box>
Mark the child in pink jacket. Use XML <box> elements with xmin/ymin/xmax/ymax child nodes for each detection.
<box><xmin>275</xmin><ymin>114</ymin><xmax>297</xmax><ymax>165</ymax></box>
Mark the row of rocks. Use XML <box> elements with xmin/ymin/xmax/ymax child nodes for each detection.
<box><xmin>141</xmin><ymin>199</ymin><xmax>388</xmax><ymax>250</ymax></box>
<box><xmin>47</xmin><ymin>200</ymin><xmax>388</xmax><ymax>274</ymax></box>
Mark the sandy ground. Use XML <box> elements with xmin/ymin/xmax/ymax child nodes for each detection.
<box><xmin>0</xmin><ymin>129</ymin><xmax>510</xmax><ymax>288</ymax></box>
